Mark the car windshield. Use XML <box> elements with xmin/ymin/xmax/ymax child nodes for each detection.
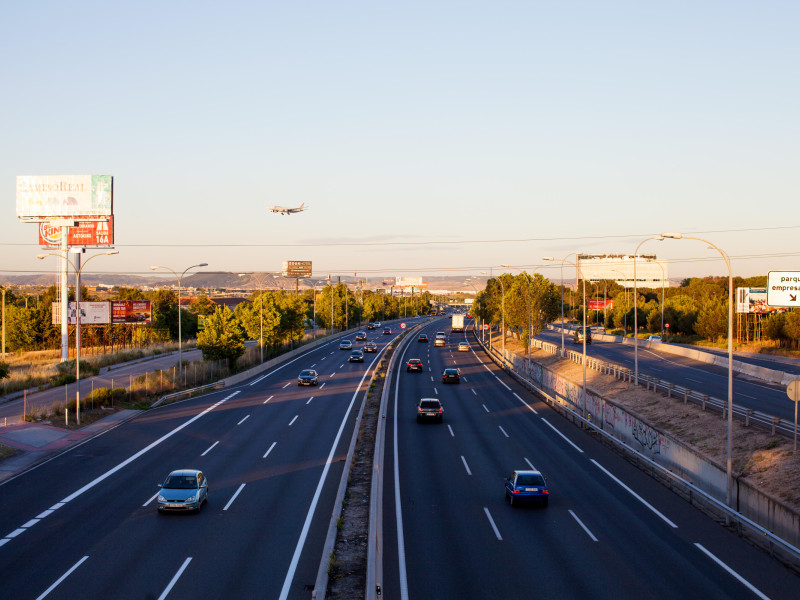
<box><xmin>420</xmin><ymin>401</ymin><xmax>440</xmax><ymax>409</ymax></box>
<box><xmin>444</xmin><ymin>369</ymin><xmax>457</xmax><ymax>375</ymax></box>
<box><xmin>164</xmin><ymin>475</ymin><xmax>198</xmax><ymax>489</ymax></box>
<box><xmin>300</xmin><ymin>370</ymin><xmax>315</xmax><ymax>376</ymax></box>
<box><xmin>516</xmin><ymin>474</ymin><xmax>545</xmax><ymax>486</ymax></box>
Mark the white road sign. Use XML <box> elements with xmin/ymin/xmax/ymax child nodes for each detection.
<box><xmin>767</xmin><ymin>271</ymin><xmax>800</xmax><ymax>307</ymax></box>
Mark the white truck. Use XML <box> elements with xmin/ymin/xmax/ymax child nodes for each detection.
<box><xmin>451</xmin><ymin>314</ymin><xmax>465</xmax><ymax>332</ymax></box>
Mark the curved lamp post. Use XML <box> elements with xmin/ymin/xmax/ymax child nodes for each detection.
<box><xmin>38</xmin><ymin>249</ymin><xmax>119</xmax><ymax>424</ymax></box>
<box><xmin>661</xmin><ymin>232</ymin><xmax>734</xmax><ymax>508</ymax></box>
<box><xmin>150</xmin><ymin>262</ymin><xmax>208</xmax><ymax>381</ymax></box>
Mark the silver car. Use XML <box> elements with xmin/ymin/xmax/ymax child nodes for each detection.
<box><xmin>157</xmin><ymin>469</ymin><xmax>209</xmax><ymax>512</ymax></box>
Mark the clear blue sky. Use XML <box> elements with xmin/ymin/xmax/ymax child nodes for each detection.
<box><xmin>2</xmin><ymin>1</ymin><xmax>798</xmax><ymax>283</ymax></box>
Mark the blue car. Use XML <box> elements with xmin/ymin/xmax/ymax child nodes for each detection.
<box><xmin>157</xmin><ymin>469</ymin><xmax>209</xmax><ymax>512</ymax></box>
<box><xmin>505</xmin><ymin>469</ymin><xmax>549</xmax><ymax>507</ymax></box>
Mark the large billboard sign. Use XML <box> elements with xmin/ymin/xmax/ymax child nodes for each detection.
<box><xmin>736</xmin><ymin>287</ymin><xmax>781</xmax><ymax>314</ymax></box>
<box><xmin>39</xmin><ymin>217</ymin><xmax>114</xmax><ymax>247</ymax></box>
<box><xmin>395</xmin><ymin>277</ymin><xmax>428</xmax><ymax>291</ymax></box>
<box><xmin>282</xmin><ymin>260</ymin><xmax>312</xmax><ymax>278</ymax></box>
<box><xmin>52</xmin><ymin>302</ymin><xmax>111</xmax><ymax>325</ymax></box>
<box><xmin>577</xmin><ymin>254</ymin><xmax>667</xmax><ymax>288</ymax></box>
<box><xmin>588</xmin><ymin>299</ymin><xmax>613</xmax><ymax>310</ymax></box>
<box><xmin>112</xmin><ymin>301</ymin><xmax>152</xmax><ymax>324</ymax></box>
<box><xmin>767</xmin><ymin>272</ymin><xmax>800</xmax><ymax>308</ymax></box>
<box><xmin>16</xmin><ymin>175</ymin><xmax>113</xmax><ymax>219</ymax></box>
<box><xmin>51</xmin><ymin>300</ymin><xmax>152</xmax><ymax>324</ymax></box>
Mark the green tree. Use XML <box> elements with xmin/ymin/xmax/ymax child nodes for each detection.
<box><xmin>116</xmin><ymin>287</ymin><xmax>146</xmax><ymax>300</ymax></box>
<box><xmin>694</xmin><ymin>298</ymin><xmax>729</xmax><ymax>342</ymax></box>
<box><xmin>763</xmin><ymin>312</ymin><xmax>787</xmax><ymax>344</ymax></box>
<box><xmin>5</xmin><ymin>305</ymin><xmax>37</xmax><ymax>351</ymax></box>
<box><xmin>235</xmin><ymin>291</ymin><xmax>282</xmax><ymax>348</ymax></box>
<box><xmin>276</xmin><ymin>292</ymin><xmax>307</xmax><ymax>342</ymax></box>
<box><xmin>196</xmin><ymin>307</ymin><xmax>246</xmax><ymax>368</ymax></box>
<box><xmin>190</xmin><ymin>295</ymin><xmax>217</xmax><ymax>317</ymax></box>
<box><xmin>782</xmin><ymin>311</ymin><xmax>800</xmax><ymax>348</ymax></box>
<box><xmin>0</xmin><ymin>361</ymin><xmax>9</xmax><ymax>380</ymax></box>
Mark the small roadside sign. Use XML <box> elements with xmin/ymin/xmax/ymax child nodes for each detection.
<box><xmin>767</xmin><ymin>271</ymin><xmax>800</xmax><ymax>307</ymax></box>
<box><xmin>400</xmin><ymin>322</ymin><xmax>407</xmax><ymax>329</ymax></box>
<box><xmin>787</xmin><ymin>380</ymin><xmax>800</xmax><ymax>451</ymax></box>
<box><xmin>483</xmin><ymin>324</ymin><xmax>490</xmax><ymax>330</ymax></box>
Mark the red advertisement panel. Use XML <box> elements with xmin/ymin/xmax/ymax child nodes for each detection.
<box><xmin>39</xmin><ymin>217</ymin><xmax>114</xmax><ymax>247</ymax></box>
<box><xmin>111</xmin><ymin>300</ymin><xmax>152</xmax><ymax>324</ymax></box>
<box><xmin>588</xmin><ymin>300</ymin><xmax>613</xmax><ymax>310</ymax></box>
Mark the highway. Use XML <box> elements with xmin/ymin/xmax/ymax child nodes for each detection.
<box><xmin>0</xmin><ymin>325</ymin><xmax>403</xmax><ymax>599</ymax></box>
<box><xmin>380</xmin><ymin>319</ymin><xmax>800</xmax><ymax>599</ymax></box>
<box><xmin>533</xmin><ymin>328</ymin><xmax>799</xmax><ymax>422</ymax></box>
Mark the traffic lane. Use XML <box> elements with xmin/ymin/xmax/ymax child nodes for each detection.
<box><xmin>537</xmin><ymin>330</ymin><xmax>795</xmax><ymax>421</ymax></box>
<box><xmin>0</xmin><ymin>335</ymin><xmax>345</xmax><ymax>517</ymax></box>
<box><xmin>0</xmin><ymin>338</ymin><xmax>374</xmax><ymax>584</ymax></box>
<box><xmin>456</xmin><ymin>343</ymin><xmax>800</xmax><ymax>598</ymax></box>
<box><xmin>8</xmin><ymin>366</ymin><xmax>368</xmax><ymax>599</ymax></box>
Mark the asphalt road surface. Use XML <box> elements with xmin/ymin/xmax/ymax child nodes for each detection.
<box><xmin>0</xmin><ymin>325</ymin><xmax>404</xmax><ymax>599</ymax></box>
<box><xmin>380</xmin><ymin>320</ymin><xmax>800</xmax><ymax>599</ymax></box>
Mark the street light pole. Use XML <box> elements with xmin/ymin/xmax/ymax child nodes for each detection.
<box><xmin>38</xmin><ymin>249</ymin><xmax>118</xmax><ymax>425</ymax></box>
<box><xmin>150</xmin><ymin>262</ymin><xmax>208</xmax><ymax>382</ymax></box>
<box><xmin>661</xmin><ymin>232</ymin><xmax>734</xmax><ymax>509</ymax></box>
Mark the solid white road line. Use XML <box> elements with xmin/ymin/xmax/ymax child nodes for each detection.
<box><xmin>157</xmin><ymin>557</ymin><xmax>192</xmax><ymax>600</ymax></box>
<box><xmin>263</xmin><ymin>442</ymin><xmax>277</xmax><ymax>459</ymax></box>
<box><xmin>264</xmin><ymin>395</ymin><xmax>274</xmax><ymax>404</ymax></box>
<box><xmin>461</xmin><ymin>455</ymin><xmax>472</xmax><ymax>475</ymax></box>
<box><xmin>541</xmin><ymin>418</ymin><xmax>584</xmax><ymax>453</ymax></box>
<box><xmin>237</xmin><ymin>415</ymin><xmax>250</xmax><ymax>425</ymax></box>
<box><xmin>495</xmin><ymin>376</ymin><xmax>511</xmax><ymax>391</ymax></box>
<box><xmin>36</xmin><ymin>555</ymin><xmax>89</xmax><ymax>600</ymax></box>
<box><xmin>498</xmin><ymin>426</ymin><xmax>510</xmax><ymax>438</ymax></box>
<box><xmin>447</xmin><ymin>425</ymin><xmax>455</xmax><ymax>437</ymax></box>
<box><xmin>201</xmin><ymin>441</ymin><xmax>219</xmax><ymax>456</ymax></box>
<box><xmin>483</xmin><ymin>507</ymin><xmax>503</xmax><ymax>541</ymax></box>
<box><xmin>524</xmin><ymin>457</ymin><xmax>536</xmax><ymax>470</ymax></box>
<box><xmin>569</xmin><ymin>510</ymin><xmax>599</xmax><ymax>542</ymax></box>
<box><xmin>223</xmin><ymin>484</ymin><xmax>246</xmax><ymax>511</ymax></box>
<box><xmin>143</xmin><ymin>491</ymin><xmax>159</xmax><ymax>507</ymax></box>
<box><xmin>591</xmin><ymin>459</ymin><xmax>678</xmax><ymax>528</ymax></box>
<box><xmin>289</xmin><ymin>415</ymin><xmax>299</xmax><ymax>426</ymax></box>
<box><xmin>482</xmin><ymin>404</ymin><xmax>490</xmax><ymax>413</ymax></box>
<box><xmin>694</xmin><ymin>543</ymin><xmax>771</xmax><ymax>600</ymax></box>
<box><xmin>249</xmin><ymin>373</ymin><xmax>269</xmax><ymax>386</ymax></box>
<box><xmin>513</xmin><ymin>392</ymin><xmax>537</xmax><ymax>414</ymax></box>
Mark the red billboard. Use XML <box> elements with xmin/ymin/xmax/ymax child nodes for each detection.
<box><xmin>111</xmin><ymin>301</ymin><xmax>152</xmax><ymax>324</ymax></box>
<box><xmin>588</xmin><ymin>300</ymin><xmax>613</xmax><ymax>310</ymax></box>
<box><xmin>39</xmin><ymin>217</ymin><xmax>114</xmax><ymax>248</ymax></box>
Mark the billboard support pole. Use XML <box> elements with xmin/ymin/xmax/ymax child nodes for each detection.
<box><xmin>61</xmin><ymin>226</ymin><xmax>70</xmax><ymax>362</ymax></box>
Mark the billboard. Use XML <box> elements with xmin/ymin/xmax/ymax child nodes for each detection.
<box><xmin>588</xmin><ymin>299</ymin><xmax>613</xmax><ymax>310</ymax></box>
<box><xmin>577</xmin><ymin>254</ymin><xmax>667</xmax><ymax>288</ymax></box>
<box><xmin>112</xmin><ymin>301</ymin><xmax>152</xmax><ymax>324</ymax></box>
<box><xmin>51</xmin><ymin>301</ymin><xmax>152</xmax><ymax>324</ymax></box>
<box><xmin>17</xmin><ymin>175</ymin><xmax>113</xmax><ymax>219</ymax></box>
<box><xmin>39</xmin><ymin>217</ymin><xmax>114</xmax><ymax>247</ymax></box>
<box><xmin>282</xmin><ymin>260</ymin><xmax>312</xmax><ymax>278</ymax></box>
<box><xmin>52</xmin><ymin>302</ymin><xmax>111</xmax><ymax>325</ymax></box>
<box><xmin>395</xmin><ymin>277</ymin><xmax>428</xmax><ymax>291</ymax></box>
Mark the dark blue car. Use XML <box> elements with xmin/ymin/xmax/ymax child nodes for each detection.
<box><xmin>505</xmin><ymin>469</ymin><xmax>549</xmax><ymax>507</ymax></box>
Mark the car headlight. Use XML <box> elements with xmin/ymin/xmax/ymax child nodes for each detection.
<box><xmin>185</xmin><ymin>495</ymin><xmax>196</xmax><ymax>503</ymax></box>
<box><xmin>158</xmin><ymin>495</ymin><xmax>166</xmax><ymax>502</ymax></box>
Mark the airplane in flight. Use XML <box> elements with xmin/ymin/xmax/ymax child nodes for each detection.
<box><xmin>268</xmin><ymin>202</ymin><xmax>307</xmax><ymax>215</ymax></box>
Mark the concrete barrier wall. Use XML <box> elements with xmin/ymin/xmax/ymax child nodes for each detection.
<box><xmin>503</xmin><ymin>346</ymin><xmax>800</xmax><ymax>547</ymax></box>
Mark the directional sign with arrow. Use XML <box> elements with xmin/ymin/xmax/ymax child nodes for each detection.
<box><xmin>767</xmin><ymin>271</ymin><xmax>800</xmax><ymax>308</ymax></box>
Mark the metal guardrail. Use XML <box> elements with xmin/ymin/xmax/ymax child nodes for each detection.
<box><xmin>531</xmin><ymin>338</ymin><xmax>798</xmax><ymax>438</ymax></box>
<box><xmin>477</xmin><ymin>332</ymin><xmax>800</xmax><ymax>568</ymax></box>
<box><xmin>151</xmin><ymin>382</ymin><xmax>223</xmax><ymax>407</ymax></box>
